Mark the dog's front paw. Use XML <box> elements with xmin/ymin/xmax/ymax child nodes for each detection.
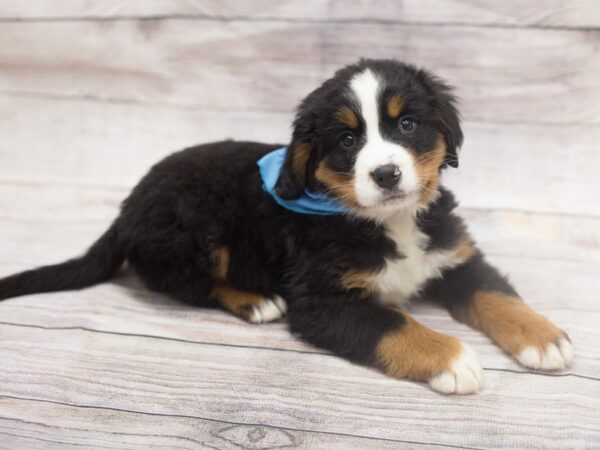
<box><xmin>517</xmin><ymin>336</ymin><xmax>573</xmax><ymax>370</ymax></box>
<box><xmin>470</xmin><ymin>294</ymin><xmax>574</xmax><ymax>371</ymax></box>
<box><xmin>500</xmin><ymin>311</ymin><xmax>573</xmax><ymax>371</ymax></box>
<box><xmin>377</xmin><ymin>317</ymin><xmax>484</xmax><ymax>395</ymax></box>
<box><xmin>429</xmin><ymin>343</ymin><xmax>484</xmax><ymax>394</ymax></box>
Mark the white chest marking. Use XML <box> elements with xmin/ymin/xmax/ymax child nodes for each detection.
<box><xmin>374</xmin><ymin>212</ymin><xmax>463</xmax><ymax>305</ymax></box>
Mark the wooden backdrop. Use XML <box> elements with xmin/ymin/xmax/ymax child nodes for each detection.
<box><xmin>0</xmin><ymin>2</ymin><xmax>599</xmax><ymax>449</ymax></box>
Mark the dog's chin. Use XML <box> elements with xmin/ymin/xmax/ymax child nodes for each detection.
<box><xmin>353</xmin><ymin>191</ymin><xmax>419</xmax><ymax>222</ymax></box>
<box><xmin>381</xmin><ymin>191</ymin><xmax>410</xmax><ymax>204</ymax></box>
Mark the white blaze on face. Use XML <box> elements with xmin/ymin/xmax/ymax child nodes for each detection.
<box><xmin>350</xmin><ymin>69</ymin><xmax>419</xmax><ymax>212</ymax></box>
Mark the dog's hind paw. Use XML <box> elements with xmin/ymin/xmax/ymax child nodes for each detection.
<box><xmin>247</xmin><ymin>295</ymin><xmax>287</xmax><ymax>323</ymax></box>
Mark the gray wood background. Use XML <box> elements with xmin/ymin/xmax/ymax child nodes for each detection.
<box><xmin>0</xmin><ymin>1</ymin><xmax>599</xmax><ymax>449</ymax></box>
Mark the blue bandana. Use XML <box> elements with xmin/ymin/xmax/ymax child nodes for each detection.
<box><xmin>257</xmin><ymin>147</ymin><xmax>348</xmax><ymax>215</ymax></box>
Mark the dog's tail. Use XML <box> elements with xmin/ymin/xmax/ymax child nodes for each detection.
<box><xmin>0</xmin><ymin>221</ymin><xmax>124</xmax><ymax>301</ymax></box>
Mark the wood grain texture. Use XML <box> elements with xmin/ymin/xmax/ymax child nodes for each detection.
<box><xmin>1</xmin><ymin>2</ymin><xmax>599</xmax><ymax>448</ymax></box>
<box><xmin>0</xmin><ymin>265</ymin><xmax>597</xmax><ymax>377</ymax></box>
<box><xmin>0</xmin><ymin>398</ymin><xmax>431</xmax><ymax>450</ymax></box>
<box><xmin>1</xmin><ymin>95</ymin><xmax>598</xmax><ymax>216</ymax></box>
<box><xmin>0</xmin><ymin>20</ymin><xmax>598</xmax><ymax>125</ymax></box>
<box><xmin>0</xmin><ymin>322</ymin><xmax>598</xmax><ymax>450</ymax></box>
<box><xmin>0</xmin><ymin>0</ymin><xmax>599</xmax><ymax>29</ymax></box>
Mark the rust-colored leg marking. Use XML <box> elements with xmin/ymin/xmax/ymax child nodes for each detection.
<box><xmin>468</xmin><ymin>291</ymin><xmax>573</xmax><ymax>369</ymax></box>
<box><xmin>211</xmin><ymin>246</ymin><xmax>230</xmax><ymax>281</ymax></box>
<box><xmin>376</xmin><ymin>314</ymin><xmax>483</xmax><ymax>393</ymax></box>
<box><xmin>212</xmin><ymin>284</ymin><xmax>264</xmax><ymax>318</ymax></box>
<box><xmin>210</xmin><ymin>246</ymin><xmax>286</xmax><ymax>323</ymax></box>
<box><xmin>211</xmin><ymin>284</ymin><xmax>287</xmax><ymax>324</ymax></box>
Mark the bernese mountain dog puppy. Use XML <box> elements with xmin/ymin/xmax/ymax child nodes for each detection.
<box><xmin>0</xmin><ymin>59</ymin><xmax>573</xmax><ymax>394</ymax></box>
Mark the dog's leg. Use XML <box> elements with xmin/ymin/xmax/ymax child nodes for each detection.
<box><xmin>208</xmin><ymin>245</ymin><xmax>286</xmax><ymax>323</ymax></box>
<box><xmin>426</xmin><ymin>252</ymin><xmax>573</xmax><ymax>370</ymax></box>
<box><xmin>288</xmin><ymin>294</ymin><xmax>483</xmax><ymax>394</ymax></box>
<box><xmin>211</xmin><ymin>284</ymin><xmax>287</xmax><ymax>323</ymax></box>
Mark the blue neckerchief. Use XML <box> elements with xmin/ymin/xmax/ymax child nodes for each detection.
<box><xmin>257</xmin><ymin>147</ymin><xmax>348</xmax><ymax>215</ymax></box>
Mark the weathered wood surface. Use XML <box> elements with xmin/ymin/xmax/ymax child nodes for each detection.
<box><xmin>0</xmin><ymin>397</ymin><xmax>430</xmax><ymax>450</ymax></box>
<box><xmin>0</xmin><ymin>20</ymin><xmax>599</xmax><ymax>126</ymax></box>
<box><xmin>1</xmin><ymin>2</ymin><xmax>600</xmax><ymax>449</ymax></box>
<box><xmin>0</xmin><ymin>312</ymin><xmax>598</xmax><ymax>450</ymax></box>
<box><xmin>0</xmin><ymin>0</ymin><xmax>599</xmax><ymax>29</ymax></box>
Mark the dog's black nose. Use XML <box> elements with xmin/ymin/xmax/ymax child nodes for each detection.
<box><xmin>371</xmin><ymin>164</ymin><xmax>402</xmax><ymax>190</ymax></box>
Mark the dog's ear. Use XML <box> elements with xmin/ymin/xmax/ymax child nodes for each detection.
<box><xmin>275</xmin><ymin>112</ymin><xmax>316</xmax><ymax>199</ymax></box>
<box><xmin>419</xmin><ymin>71</ymin><xmax>464</xmax><ymax>168</ymax></box>
<box><xmin>436</xmin><ymin>91</ymin><xmax>463</xmax><ymax>168</ymax></box>
<box><xmin>274</xmin><ymin>141</ymin><xmax>312</xmax><ymax>199</ymax></box>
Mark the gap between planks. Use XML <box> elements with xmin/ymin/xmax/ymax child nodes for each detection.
<box><xmin>2</xmin><ymin>89</ymin><xmax>599</xmax><ymax>128</ymax></box>
<box><xmin>0</xmin><ymin>13</ymin><xmax>597</xmax><ymax>33</ymax></box>
<box><xmin>0</xmin><ymin>21</ymin><xmax>597</xmax><ymax>125</ymax></box>
<box><xmin>0</xmin><ymin>321</ymin><xmax>597</xmax><ymax>382</ymax></box>
<box><xmin>0</xmin><ymin>394</ymin><xmax>482</xmax><ymax>450</ymax></box>
<box><xmin>0</xmin><ymin>0</ymin><xmax>598</xmax><ymax>32</ymax></box>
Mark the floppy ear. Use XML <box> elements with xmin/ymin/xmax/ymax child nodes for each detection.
<box><xmin>419</xmin><ymin>71</ymin><xmax>464</xmax><ymax>168</ymax></box>
<box><xmin>275</xmin><ymin>113</ymin><xmax>315</xmax><ymax>199</ymax></box>
<box><xmin>274</xmin><ymin>141</ymin><xmax>312</xmax><ymax>199</ymax></box>
<box><xmin>435</xmin><ymin>91</ymin><xmax>463</xmax><ymax>168</ymax></box>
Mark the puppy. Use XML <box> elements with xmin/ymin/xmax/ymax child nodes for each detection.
<box><xmin>0</xmin><ymin>59</ymin><xmax>573</xmax><ymax>394</ymax></box>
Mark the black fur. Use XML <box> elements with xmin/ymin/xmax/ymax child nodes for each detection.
<box><xmin>417</xmin><ymin>187</ymin><xmax>468</xmax><ymax>252</ymax></box>
<box><xmin>0</xmin><ymin>223</ymin><xmax>122</xmax><ymax>301</ymax></box>
<box><xmin>0</xmin><ymin>59</ymin><xmax>517</xmax><ymax>381</ymax></box>
<box><xmin>423</xmin><ymin>252</ymin><xmax>519</xmax><ymax>322</ymax></box>
<box><xmin>289</xmin><ymin>293</ymin><xmax>405</xmax><ymax>365</ymax></box>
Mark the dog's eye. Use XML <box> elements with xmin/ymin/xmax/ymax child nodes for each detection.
<box><xmin>340</xmin><ymin>132</ymin><xmax>355</xmax><ymax>148</ymax></box>
<box><xmin>400</xmin><ymin>117</ymin><xmax>417</xmax><ymax>133</ymax></box>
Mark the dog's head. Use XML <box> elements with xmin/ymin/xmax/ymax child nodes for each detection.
<box><xmin>276</xmin><ymin>59</ymin><xmax>463</xmax><ymax>220</ymax></box>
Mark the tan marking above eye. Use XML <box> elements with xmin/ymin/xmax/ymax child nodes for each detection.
<box><xmin>337</xmin><ymin>106</ymin><xmax>359</xmax><ymax>129</ymax></box>
<box><xmin>315</xmin><ymin>161</ymin><xmax>359</xmax><ymax>207</ymax></box>
<box><xmin>387</xmin><ymin>94</ymin><xmax>405</xmax><ymax>119</ymax></box>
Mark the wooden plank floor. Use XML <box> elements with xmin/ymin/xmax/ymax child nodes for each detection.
<box><xmin>1</xmin><ymin>2</ymin><xmax>599</xmax><ymax>449</ymax></box>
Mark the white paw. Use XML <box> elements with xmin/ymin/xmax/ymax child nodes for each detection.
<box><xmin>248</xmin><ymin>295</ymin><xmax>287</xmax><ymax>323</ymax></box>
<box><xmin>429</xmin><ymin>344</ymin><xmax>484</xmax><ymax>395</ymax></box>
<box><xmin>517</xmin><ymin>337</ymin><xmax>573</xmax><ymax>370</ymax></box>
